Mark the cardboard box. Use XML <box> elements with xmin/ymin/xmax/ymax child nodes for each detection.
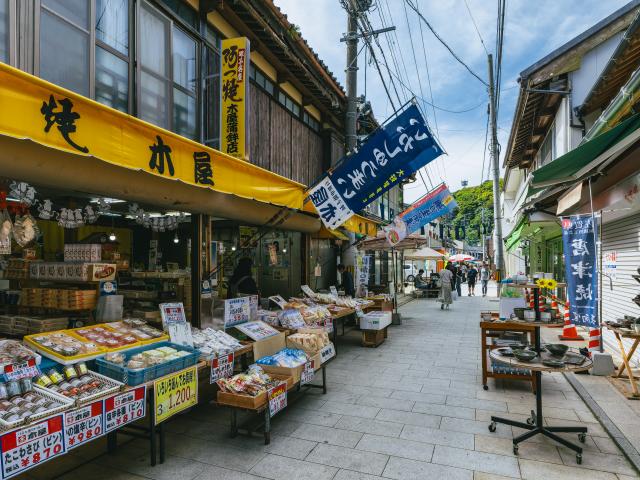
<box><xmin>254</xmin><ymin>332</ymin><xmax>318</xmax><ymax>384</ymax></box>
<box><xmin>216</xmin><ymin>374</ymin><xmax>292</xmax><ymax>410</ymax></box>
<box><xmin>360</xmin><ymin>311</ymin><xmax>392</xmax><ymax>330</ymax></box>
<box><xmin>84</xmin><ymin>263</ymin><xmax>117</xmax><ymax>281</ymax></box>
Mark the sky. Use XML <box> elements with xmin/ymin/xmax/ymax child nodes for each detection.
<box><xmin>274</xmin><ymin>0</ymin><xmax>630</xmax><ymax>202</ymax></box>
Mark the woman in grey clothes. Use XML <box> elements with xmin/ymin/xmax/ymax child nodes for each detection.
<box><xmin>439</xmin><ymin>267</ymin><xmax>454</xmax><ymax>310</ymax></box>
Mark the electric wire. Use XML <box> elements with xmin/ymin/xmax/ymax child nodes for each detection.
<box><xmin>404</xmin><ymin>0</ymin><xmax>488</xmax><ymax>86</ymax></box>
<box><xmin>463</xmin><ymin>0</ymin><xmax>489</xmax><ymax>55</ymax></box>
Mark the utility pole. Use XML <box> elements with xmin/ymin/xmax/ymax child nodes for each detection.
<box><xmin>487</xmin><ymin>54</ymin><xmax>505</xmax><ymax>283</ymax></box>
<box><xmin>345</xmin><ymin>0</ymin><xmax>359</xmax><ymax>154</ymax></box>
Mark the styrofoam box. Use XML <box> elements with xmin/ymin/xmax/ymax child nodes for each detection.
<box><xmin>359</xmin><ymin>311</ymin><xmax>392</xmax><ymax>330</ymax></box>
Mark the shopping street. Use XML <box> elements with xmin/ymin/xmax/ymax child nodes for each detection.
<box><xmin>17</xmin><ymin>287</ymin><xmax>637</xmax><ymax>480</ymax></box>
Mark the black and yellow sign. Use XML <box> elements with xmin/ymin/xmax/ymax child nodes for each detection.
<box><xmin>154</xmin><ymin>366</ymin><xmax>198</xmax><ymax>425</ymax></box>
<box><xmin>221</xmin><ymin>37</ymin><xmax>250</xmax><ymax>160</ymax></box>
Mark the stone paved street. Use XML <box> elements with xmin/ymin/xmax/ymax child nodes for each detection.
<box><xmin>31</xmin><ymin>291</ymin><xmax>640</xmax><ymax>479</ymax></box>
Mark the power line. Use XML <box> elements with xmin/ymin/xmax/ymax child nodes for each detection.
<box><xmin>404</xmin><ymin>0</ymin><xmax>488</xmax><ymax>86</ymax></box>
<box><xmin>480</xmin><ymin>106</ymin><xmax>489</xmax><ymax>183</ymax></box>
<box><xmin>463</xmin><ymin>0</ymin><xmax>489</xmax><ymax>55</ymax></box>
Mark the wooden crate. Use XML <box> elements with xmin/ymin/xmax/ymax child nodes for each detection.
<box><xmin>362</xmin><ymin>327</ymin><xmax>388</xmax><ymax>348</ymax></box>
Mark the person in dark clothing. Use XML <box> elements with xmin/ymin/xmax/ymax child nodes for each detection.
<box><xmin>337</xmin><ymin>264</ymin><xmax>355</xmax><ymax>297</ymax></box>
<box><xmin>227</xmin><ymin>257</ymin><xmax>258</xmax><ymax>298</ymax></box>
<box><xmin>455</xmin><ymin>265</ymin><xmax>462</xmax><ymax>297</ymax></box>
<box><xmin>447</xmin><ymin>263</ymin><xmax>457</xmax><ymax>291</ymax></box>
<box><xmin>467</xmin><ymin>265</ymin><xmax>478</xmax><ymax>296</ymax></box>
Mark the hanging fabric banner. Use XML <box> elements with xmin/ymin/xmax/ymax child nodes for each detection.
<box><xmin>308</xmin><ymin>104</ymin><xmax>443</xmax><ymax>229</ymax></box>
<box><xmin>384</xmin><ymin>184</ymin><xmax>457</xmax><ymax>246</ymax></box>
<box><xmin>561</xmin><ymin>214</ymin><xmax>598</xmax><ymax>328</ymax></box>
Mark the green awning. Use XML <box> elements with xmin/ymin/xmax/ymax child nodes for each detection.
<box><xmin>531</xmin><ymin>113</ymin><xmax>640</xmax><ymax>188</ymax></box>
<box><xmin>505</xmin><ymin>217</ymin><xmax>526</xmax><ymax>252</ymax></box>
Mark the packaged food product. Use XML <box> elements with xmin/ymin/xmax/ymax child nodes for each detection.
<box><xmin>0</xmin><ymin>383</ymin><xmax>8</xmax><ymax>400</ymax></box>
<box><xmin>75</xmin><ymin>362</ymin><xmax>89</xmax><ymax>376</ymax></box>
<box><xmin>6</xmin><ymin>380</ymin><xmax>21</xmax><ymax>398</ymax></box>
<box><xmin>19</xmin><ymin>377</ymin><xmax>33</xmax><ymax>393</ymax></box>
<box><xmin>63</xmin><ymin>365</ymin><xmax>78</xmax><ymax>380</ymax></box>
<box><xmin>33</xmin><ymin>374</ymin><xmax>53</xmax><ymax>388</ymax></box>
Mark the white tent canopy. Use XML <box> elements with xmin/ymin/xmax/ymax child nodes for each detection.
<box><xmin>404</xmin><ymin>246</ymin><xmax>445</xmax><ymax>260</ymax></box>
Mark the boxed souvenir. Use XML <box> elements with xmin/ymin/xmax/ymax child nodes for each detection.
<box><xmin>216</xmin><ymin>368</ymin><xmax>292</xmax><ymax>409</ymax></box>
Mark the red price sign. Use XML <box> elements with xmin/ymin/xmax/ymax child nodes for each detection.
<box><xmin>104</xmin><ymin>386</ymin><xmax>146</xmax><ymax>432</ymax></box>
<box><xmin>324</xmin><ymin>317</ymin><xmax>334</xmax><ymax>333</ymax></box>
<box><xmin>210</xmin><ymin>353</ymin><xmax>234</xmax><ymax>384</ymax></box>
<box><xmin>0</xmin><ymin>415</ymin><xmax>66</xmax><ymax>479</ymax></box>
<box><xmin>268</xmin><ymin>382</ymin><xmax>287</xmax><ymax>417</ymax></box>
<box><xmin>64</xmin><ymin>400</ymin><xmax>104</xmax><ymax>450</ymax></box>
<box><xmin>301</xmin><ymin>361</ymin><xmax>315</xmax><ymax>385</ymax></box>
<box><xmin>4</xmin><ymin>359</ymin><xmax>39</xmax><ymax>382</ymax></box>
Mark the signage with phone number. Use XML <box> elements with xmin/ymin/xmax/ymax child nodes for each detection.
<box><xmin>0</xmin><ymin>415</ymin><xmax>66</xmax><ymax>479</ymax></box>
<box><xmin>105</xmin><ymin>386</ymin><xmax>146</xmax><ymax>432</ymax></box>
<box><xmin>64</xmin><ymin>400</ymin><xmax>104</xmax><ymax>450</ymax></box>
<box><xmin>154</xmin><ymin>366</ymin><xmax>198</xmax><ymax>425</ymax></box>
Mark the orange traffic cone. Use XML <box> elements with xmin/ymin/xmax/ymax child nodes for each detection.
<box><xmin>587</xmin><ymin>327</ymin><xmax>600</xmax><ymax>356</ymax></box>
<box><xmin>548</xmin><ymin>295</ymin><xmax>563</xmax><ymax>328</ymax></box>
<box><xmin>538</xmin><ymin>295</ymin><xmax>546</xmax><ymax>312</ymax></box>
<box><xmin>559</xmin><ymin>301</ymin><xmax>584</xmax><ymax>340</ymax></box>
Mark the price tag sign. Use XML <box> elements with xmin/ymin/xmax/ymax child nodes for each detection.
<box><xmin>3</xmin><ymin>359</ymin><xmax>39</xmax><ymax>382</ymax></box>
<box><xmin>268</xmin><ymin>382</ymin><xmax>287</xmax><ymax>417</ymax></box>
<box><xmin>224</xmin><ymin>297</ymin><xmax>251</xmax><ymax>328</ymax></box>
<box><xmin>324</xmin><ymin>317</ymin><xmax>334</xmax><ymax>334</ymax></box>
<box><xmin>105</xmin><ymin>386</ymin><xmax>146</xmax><ymax>432</ymax></box>
<box><xmin>0</xmin><ymin>415</ymin><xmax>66</xmax><ymax>479</ymax></box>
<box><xmin>301</xmin><ymin>285</ymin><xmax>315</xmax><ymax>298</ymax></box>
<box><xmin>210</xmin><ymin>353</ymin><xmax>234</xmax><ymax>384</ymax></box>
<box><xmin>300</xmin><ymin>361</ymin><xmax>315</xmax><ymax>385</ymax></box>
<box><xmin>329</xmin><ymin>286</ymin><xmax>338</xmax><ymax>296</ymax></box>
<box><xmin>320</xmin><ymin>343</ymin><xmax>336</xmax><ymax>363</ymax></box>
<box><xmin>154</xmin><ymin>366</ymin><xmax>198</xmax><ymax>425</ymax></box>
<box><xmin>64</xmin><ymin>400</ymin><xmax>104</xmax><ymax>450</ymax></box>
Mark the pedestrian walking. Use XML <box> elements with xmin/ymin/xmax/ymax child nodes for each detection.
<box><xmin>439</xmin><ymin>266</ymin><xmax>453</xmax><ymax>309</ymax></box>
<box><xmin>455</xmin><ymin>265</ymin><xmax>463</xmax><ymax>297</ymax></box>
<box><xmin>480</xmin><ymin>263</ymin><xmax>490</xmax><ymax>297</ymax></box>
<box><xmin>461</xmin><ymin>263</ymin><xmax>468</xmax><ymax>283</ymax></box>
<box><xmin>467</xmin><ymin>264</ymin><xmax>478</xmax><ymax>296</ymax></box>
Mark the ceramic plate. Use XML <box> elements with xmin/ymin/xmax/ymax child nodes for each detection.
<box><xmin>542</xmin><ymin>359</ymin><xmax>565</xmax><ymax>368</ymax></box>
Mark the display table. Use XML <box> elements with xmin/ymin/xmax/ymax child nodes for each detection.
<box><xmin>489</xmin><ymin>349</ymin><xmax>591</xmax><ymax>463</ymax></box>
<box><xmin>480</xmin><ymin>320</ymin><xmax>537</xmax><ymax>392</ymax></box>
<box><xmin>606</xmin><ymin>325</ymin><xmax>640</xmax><ymax>398</ymax></box>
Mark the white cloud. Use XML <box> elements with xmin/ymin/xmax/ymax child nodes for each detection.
<box><xmin>274</xmin><ymin>0</ymin><xmax>631</xmax><ymax>198</ymax></box>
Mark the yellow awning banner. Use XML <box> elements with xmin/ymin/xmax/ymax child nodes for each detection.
<box><xmin>315</xmin><ymin>227</ymin><xmax>349</xmax><ymax>241</ymax></box>
<box><xmin>0</xmin><ymin>63</ymin><xmax>303</xmax><ymax>209</ymax></box>
<box><xmin>342</xmin><ymin>215</ymin><xmax>378</xmax><ymax>237</ymax></box>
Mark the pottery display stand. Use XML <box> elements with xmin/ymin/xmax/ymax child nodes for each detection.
<box><xmin>487</xmin><ymin>284</ymin><xmax>591</xmax><ymax>464</ymax></box>
<box><xmin>480</xmin><ymin>319</ymin><xmax>537</xmax><ymax>392</ymax></box>
<box><xmin>606</xmin><ymin>325</ymin><xmax>640</xmax><ymax>398</ymax></box>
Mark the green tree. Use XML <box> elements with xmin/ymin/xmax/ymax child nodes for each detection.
<box><xmin>450</xmin><ymin>180</ymin><xmax>500</xmax><ymax>245</ymax></box>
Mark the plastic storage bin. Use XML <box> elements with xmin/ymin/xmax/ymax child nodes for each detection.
<box><xmin>95</xmin><ymin>341</ymin><xmax>199</xmax><ymax>386</ymax></box>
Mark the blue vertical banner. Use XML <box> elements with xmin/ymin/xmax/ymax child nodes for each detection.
<box><xmin>308</xmin><ymin>104</ymin><xmax>443</xmax><ymax>229</ymax></box>
<box><xmin>561</xmin><ymin>214</ymin><xmax>598</xmax><ymax>328</ymax></box>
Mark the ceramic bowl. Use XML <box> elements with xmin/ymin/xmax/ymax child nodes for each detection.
<box><xmin>512</xmin><ymin>349</ymin><xmax>536</xmax><ymax>362</ymax></box>
<box><xmin>545</xmin><ymin>344</ymin><xmax>569</xmax><ymax>357</ymax></box>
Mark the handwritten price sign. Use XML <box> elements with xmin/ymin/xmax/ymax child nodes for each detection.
<box><xmin>268</xmin><ymin>382</ymin><xmax>287</xmax><ymax>417</ymax></box>
<box><xmin>3</xmin><ymin>359</ymin><xmax>39</xmax><ymax>382</ymax></box>
<box><xmin>105</xmin><ymin>386</ymin><xmax>146</xmax><ymax>432</ymax></box>
<box><xmin>301</xmin><ymin>361</ymin><xmax>315</xmax><ymax>385</ymax></box>
<box><xmin>154</xmin><ymin>366</ymin><xmax>198</xmax><ymax>425</ymax></box>
<box><xmin>65</xmin><ymin>400</ymin><xmax>104</xmax><ymax>450</ymax></box>
<box><xmin>0</xmin><ymin>415</ymin><xmax>66</xmax><ymax>479</ymax></box>
<box><xmin>210</xmin><ymin>353</ymin><xmax>234</xmax><ymax>384</ymax></box>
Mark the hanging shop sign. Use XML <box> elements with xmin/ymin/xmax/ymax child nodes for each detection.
<box><xmin>562</xmin><ymin>214</ymin><xmax>599</xmax><ymax>328</ymax></box>
<box><xmin>308</xmin><ymin>104</ymin><xmax>443</xmax><ymax>229</ymax></box>
<box><xmin>0</xmin><ymin>415</ymin><xmax>66</xmax><ymax>479</ymax></box>
<box><xmin>221</xmin><ymin>37</ymin><xmax>250</xmax><ymax>161</ymax></box>
<box><xmin>64</xmin><ymin>400</ymin><xmax>104</xmax><ymax>450</ymax></box>
<box><xmin>355</xmin><ymin>255</ymin><xmax>371</xmax><ymax>296</ymax></box>
<box><xmin>0</xmin><ymin>63</ymin><xmax>302</xmax><ymax>210</ymax></box>
<box><xmin>384</xmin><ymin>184</ymin><xmax>457</xmax><ymax>247</ymax></box>
<box><xmin>104</xmin><ymin>386</ymin><xmax>146</xmax><ymax>432</ymax></box>
<box><xmin>154</xmin><ymin>366</ymin><xmax>198</xmax><ymax>425</ymax></box>
<box><xmin>603</xmin><ymin>251</ymin><xmax>617</xmax><ymax>280</ymax></box>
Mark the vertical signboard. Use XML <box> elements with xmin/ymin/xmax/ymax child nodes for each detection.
<box><xmin>221</xmin><ymin>37</ymin><xmax>250</xmax><ymax>160</ymax></box>
<box><xmin>562</xmin><ymin>215</ymin><xmax>599</xmax><ymax>328</ymax></box>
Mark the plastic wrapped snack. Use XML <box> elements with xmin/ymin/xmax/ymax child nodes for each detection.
<box><xmin>256</xmin><ymin>348</ymin><xmax>308</xmax><ymax>368</ymax></box>
<box><xmin>278</xmin><ymin>309</ymin><xmax>306</xmax><ymax>329</ymax></box>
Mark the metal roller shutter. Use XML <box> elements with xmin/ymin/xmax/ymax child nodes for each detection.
<box><xmin>601</xmin><ymin>212</ymin><xmax>640</xmax><ymax>367</ymax></box>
